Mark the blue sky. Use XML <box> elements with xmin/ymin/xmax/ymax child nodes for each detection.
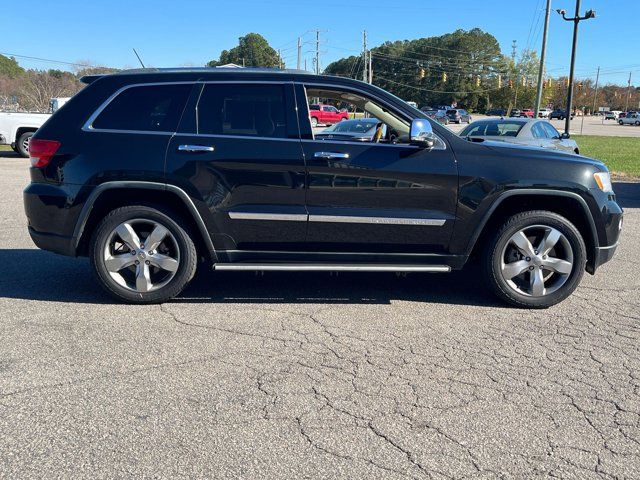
<box><xmin>2</xmin><ymin>0</ymin><xmax>638</xmax><ymax>85</ymax></box>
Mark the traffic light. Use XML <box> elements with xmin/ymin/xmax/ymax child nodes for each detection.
<box><xmin>542</xmin><ymin>79</ymin><xmax>547</xmax><ymax>89</ymax></box>
<box><xmin>565</xmin><ymin>78</ymin><xmax>570</xmax><ymax>87</ymax></box>
<box><xmin>508</xmin><ymin>79</ymin><xmax>513</xmax><ymax>89</ymax></box>
<box><xmin>522</xmin><ymin>76</ymin><xmax>526</xmax><ymax>87</ymax></box>
<box><xmin>442</xmin><ymin>72</ymin><xmax>447</xmax><ymax>83</ymax></box>
<box><xmin>420</xmin><ymin>68</ymin><xmax>426</xmax><ymax>79</ymax></box>
<box><xmin>476</xmin><ymin>76</ymin><xmax>481</xmax><ymax>87</ymax></box>
<box><xmin>497</xmin><ymin>74</ymin><xmax>502</xmax><ymax>88</ymax></box>
<box><xmin>577</xmin><ymin>82</ymin><xmax>583</xmax><ymax>92</ymax></box>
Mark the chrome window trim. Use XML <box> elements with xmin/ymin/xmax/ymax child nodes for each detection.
<box><xmin>82</xmin><ymin>81</ymin><xmax>196</xmax><ymax>133</ymax></box>
<box><xmin>82</xmin><ymin>80</ymin><xmax>293</xmax><ymax>135</ymax></box>
<box><xmin>297</xmin><ymin>81</ymin><xmax>447</xmax><ymax>151</ymax></box>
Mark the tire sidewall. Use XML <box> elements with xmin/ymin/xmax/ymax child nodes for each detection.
<box><xmin>17</xmin><ymin>132</ymin><xmax>33</xmax><ymax>157</ymax></box>
<box><xmin>485</xmin><ymin>211</ymin><xmax>587</xmax><ymax>308</ymax></box>
<box><xmin>90</xmin><ymin>205</ymin><xmax>197</xmax><ymax>303</ymax></box>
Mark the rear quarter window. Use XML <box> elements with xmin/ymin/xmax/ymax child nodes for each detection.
<box><xmin>91</xmin><ymin>84</ymin><xmax>192</xmax><ymax>132</ymax></box>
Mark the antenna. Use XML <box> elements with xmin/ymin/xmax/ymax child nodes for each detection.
<box><xmin>132</xmin><ymin>48</ymin><xmax>146</xmax><ymax>68</ymax></box>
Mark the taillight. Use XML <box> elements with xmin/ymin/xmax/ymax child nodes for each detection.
<box><xmin>29</xmin><ymin>139</ymin><xmax>61</xmax><ymax>168</ymax></box>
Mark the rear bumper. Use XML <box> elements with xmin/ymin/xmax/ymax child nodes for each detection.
<box><xmin>28</xmin><ymin>227</ymin><xmax>76</xmax><ymax>256</ymax></box>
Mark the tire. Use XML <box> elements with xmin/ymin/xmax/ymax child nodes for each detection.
<box><xmin>635</xmin><ymin>121</ymin><xmax>640</xmax><ymax>126</ymax></box>
<box><xmin>482</xmin><ymin>210</ymin><xmax>586</xmax><ymax>308</ymax></box>
<box><xmin>90</xmin><ymin>205</ymin><xmax>197</xmax><ymax>304</ymax></box>
<box><xmin>310</xmin><ymin>117</ymin><xmax>318</xmax><ymax>128</ymax></box>
<box><xmin>619</xmin><ymin>120</ymin><xmax>624</xmax><ymax>125</ymax></box>
<box><xmin>16</xmin><ymin>131</ymin><xmax>33</xmax><ymax>157</ymax></box>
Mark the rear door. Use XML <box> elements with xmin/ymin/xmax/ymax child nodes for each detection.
<box><xmin>165</xmin><ymin>81</ymin><xmax>307</xmax><ymax>253</ymax></box>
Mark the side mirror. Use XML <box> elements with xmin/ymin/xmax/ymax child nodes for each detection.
<box><xmin>560</xmin><ymin>132</ymin><xmax>570</xmax><ymax>139</ymax></box>
<box><xmin>410</xmin><ymin>118</ymin><xmax>436</xmax><ymax>148</ymax></box>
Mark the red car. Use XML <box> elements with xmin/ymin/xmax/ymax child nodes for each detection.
<box><xmin>521</xmin><ymin>109</ymin><xmax>535</xmax><ymax>118</ymax></box>
<box><xmin>309</xmin><ymin>104</ymin><xmax>349</xmax><ymax>127</ymax></box>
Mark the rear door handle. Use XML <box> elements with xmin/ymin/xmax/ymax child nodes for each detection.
<box><xmin>178</xmin><ymin>144</ymin><xmax>215</xmax><ymax>153</ymax></box>
<box><xmin>314</xmin><ymin>151</ymin><xmax>350</xmax><ymax>160</ymax></box>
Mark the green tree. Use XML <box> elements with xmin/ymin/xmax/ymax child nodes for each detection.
<box><xmin>207</xmin><ymin>33</ymin><xmax>281</xmax><ymax>68</ymax></box>
<box><xmin>0</xmin><ymin>55</ymin><xmax>25</xmax><ymax>78</ymax></box>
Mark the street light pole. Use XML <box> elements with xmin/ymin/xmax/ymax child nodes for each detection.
<box><xmin>534</xmin><ymin>0</ymin><xmax>552</xmax><ymax>117</ymax></box>
<box><xmin>557</xmin><ymin>1</ymin><xmax>595</xmax><ymax>136</ymax></box>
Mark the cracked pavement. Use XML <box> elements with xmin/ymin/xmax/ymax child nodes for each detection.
<box><xmin>1</xmin><ymin>156</ymin><xmax>639</xmax><ymax>478</ymax></box>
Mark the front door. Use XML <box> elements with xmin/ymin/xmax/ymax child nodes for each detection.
<box><xmin>165</xmin><ymin>81</ymin><xmax>306</xmax><ymax>253</ymax></box>
<box><xmin>297</xmin><ymin>84</ymin><xmax>458</xmax><ymax>254</ymax></box>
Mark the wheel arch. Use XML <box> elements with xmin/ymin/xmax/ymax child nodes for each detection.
<box><xmin>15</xmin><ymin>127</ymin><xmax>38</xmax><ymax>143</ymax></box>
<box><xmin>74</xmin><ymin>182</ymin><xmax>217</xmax><ymax>262</ymax></box>
<box><xmin>466</xmin><ymin>190</ymin><xmax>599</xmax><ymax>273</ymax></box>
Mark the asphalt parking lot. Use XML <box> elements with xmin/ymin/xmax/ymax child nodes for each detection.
<box><xmin>1</xmin><ymin>154</ymin><xmax>638</xmax><ymax>478</ymax></box>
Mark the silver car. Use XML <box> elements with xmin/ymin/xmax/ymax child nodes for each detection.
<box><xmin>618</xmin><ymin>113</ymin><xmax>640</xmax><ymax>126</ymax></box>
<box><xmin>459</xmin><ymin>118</ymin><xmax>580</xmax><ymax>154</ymax></box>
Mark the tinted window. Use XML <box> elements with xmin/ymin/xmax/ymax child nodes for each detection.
<box><xmin>93</xmin><ymin>84</ymin><xmax>191</xmax><ymax>132</ymax></box>
<box><xmin>541</xmin><ymin>122</ymin><xmax>560</xmax><ymax>139</ymax></box>
<box><xmin>309</xmin><ymin>105</ymin><xmax>320</xmax><ymax>111</ymax></box>
<box><xmin>197</xmin><ymin>84</ymin><xmax>287</xmax><ymax>138</ymax></box>
<box><xmin>531</xmin><ymin>123</ymin><xmax>547</xmax><ymax>139</ymax></box>
<box><xmin>460</xmin><ymin>121</ymin><xmax>523</xmax><ymax>137</ymax></box>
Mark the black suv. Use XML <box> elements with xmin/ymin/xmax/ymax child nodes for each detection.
<box><xmin>24</xmin><ymin>68</ymin><xmax>622</xmax><ymax>307</ymax></box>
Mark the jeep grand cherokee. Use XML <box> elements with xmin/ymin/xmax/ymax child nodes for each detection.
<box><xmin>24</xmin><ymin>68</ymin><xmax>623</xmax><ymax>307</ymax></box>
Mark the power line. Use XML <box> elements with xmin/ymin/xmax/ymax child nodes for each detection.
<box><xmin>0</xmin><ymin>52</ymin><xmax>96</xmax><ymax>68</ymax></box>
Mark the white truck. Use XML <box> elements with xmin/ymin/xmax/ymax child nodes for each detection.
<box><xmin>0</xmin><ymin>97</ymin><xmax>70</xmax><ymax>157</ymax></box>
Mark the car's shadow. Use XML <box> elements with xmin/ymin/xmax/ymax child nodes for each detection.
<box><xmin>0</xmin><ymin>249</ymin><xmax>499</xmax><ymax>307</ymax></box>
<box><xmin>613</xmin><ymin>181</ymin><xmax>640</xmax><ymax>208</ymax></box>
<box><xmin>0</xmin><ymin>150</ymin><xmax>20</xmax><ymax>159</ymax></box>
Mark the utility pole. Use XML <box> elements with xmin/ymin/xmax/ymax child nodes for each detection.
<box><xmin>625</xmin><ymin>71</ymin><xmax>632</xmax><ymax>112</ymax></box>
<box><xmin>277</xmin><ymin>49</ymin><xmax>282</xmax><ymax>69</ymax></box>
<box><xmin>368</xmin><ymin>49</ymin><xmax>372</xmax><ymax>84</ymax></box>
<box><xmin>296</xmin><ymin>37</ymin><xmax>302</xmax><ymax>70</ymax></box>
<box><xmin>591</xmin><ymin>66</ymin><xmax>600</xmax><ymax>114</ymax></box>
<box><xmin>315</xmin><ymin>30</ymin><xmax>320</xmax><ymax>74</ymax></box>
<box><xmin>304</xmin><ymin>58</ymin><xmax>307</xmax><ymax>71</ymax></box>
<box><xmin>362</xmin><ymin>30</ymin><xmax>368</xmax><ymax>82</ymax></box>
<box><xmin>557</xmin><ymin>1</ymin><xmax>596</xmax><ymax>135</ymax></box>
<box><xmin>534</xmin><ymin>0</ymin><xmax>552</xmax><ymax>117</ymax></box>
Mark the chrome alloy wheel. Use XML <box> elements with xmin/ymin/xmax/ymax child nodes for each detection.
<box><xmin>103</xmin><ymin>219</ymin><xmax>180</xmax><ymax>293</ymax></box>
<box><xmin>22</xmin><ymin>137</ymin><xmax>30</xmax><ymax>153</ymax></box>
<box><xmin>500</xmin><ymin>225</ymin><xmax>574</xmax><ymax>297</ymax></box>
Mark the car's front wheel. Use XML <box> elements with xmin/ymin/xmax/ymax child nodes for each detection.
<box><xmin>90</xmin><ymin>205</ymin><xmax>197</xmax><ymax>303</ymax></box>
<box><xmin>482</xmin><ymin>211</ymin><xmax>586</xmax><ymax>308</ymax></box>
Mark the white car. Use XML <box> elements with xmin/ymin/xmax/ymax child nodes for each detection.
<box><xmin>619</xmin><ymin>113</ymin><xmax>640</xmax><ymax>126</ymax></box>
<box><xmin>459</xmin><ymin>118</ymin><xmax>580</xmax><ymax>154</ymax></box>
<box><xmin>0</xmin><ymin>97</ymin><xmax>70</xmax><ymax>157</ymax></box>
<box><xmin>537</xmin><ymin>108</ymin><xmax>552</xmax><ymax>118</ymax></box>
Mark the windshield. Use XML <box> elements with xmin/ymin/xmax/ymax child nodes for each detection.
<box><xmin>460</xmin><ymin>120</ymin><xmax>524</xmax><ymax>137</ymax></box>
<box><xmin>325</xmin><ymin>120</ymin><xmax>377</xmax><ymax>133</ymax></box>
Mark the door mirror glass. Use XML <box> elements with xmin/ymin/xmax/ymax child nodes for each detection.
<box><xmin>410</xmin><ymin>119</ymin><xmax>436</xmax><ymax>148</ymax></box>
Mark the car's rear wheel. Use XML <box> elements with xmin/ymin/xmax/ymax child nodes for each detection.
<box><xmin>619</xmin><ymin>120</ymin><xmax>624</xmax><ymax>125</ymax></box>
<box><xmin>16</xmin><ymin>132</ymin><xmax>33</xmax><ymax>157</ymax></box>
<box><xmin>90</xmin><ymin>205</ymin><xmax>197</xmax><ymax>303</ymax></box>
<box><xmin>482</xmin><ymin>211</ymin><xmax>586</xmax><ymax>308</ymax></box>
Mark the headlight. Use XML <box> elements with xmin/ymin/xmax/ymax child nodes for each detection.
<box><xmin>593</xmin><ymin>172</ymin><xmax>613</xmax><ymax>193</ymax></box>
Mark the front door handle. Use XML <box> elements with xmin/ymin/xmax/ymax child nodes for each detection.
<box><xmin>178</xmin><ymin>144</ymin><xmax>215</xmax><ymax>153</ymax></box>
<box><xmin>314</xmin><ymin>151</ymin><xmax>350</xmax><ymax>160</ymax></box>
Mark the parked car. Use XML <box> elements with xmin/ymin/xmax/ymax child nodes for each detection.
<box><xmin>618</xmin><ymin>113</ymin><xmax>640</xmax><ymax>125</ymax></box>
<box><xmin>459</xmin><ymin>118</ymin><xmax>580</xmax><ymax>154</ymax></box>
<box><xmin>486</xmin><ymin>108</ymin><xmax>507</xmax><ymax>116</ymax></box>
<box><xmin>445</xmin><ymin>108</ymin><xmax>472</xmax><ymax>124</ymax></box>
<box><xmin>308</xmin><ymin>104</ymin><xmax>349</xmax><ymax>127</ymax></box>
<box><xmin>549</xmin><ymin>109</ymin><xmax>575</xmax><ymax>120</ymax></box>
<box><xmin>521</xmin><ymin>109</ymin><xmax>535</xmax><ymax>118</ymax></box>
<box><xmin>537</xmin><ymin>108</ymin><xmax>552</xmax><ymax>118</ymax></box>
<box><xmin>24</xmin><ymin>68</ymin><xmax>622</xmax><ymax>308</ymax></box>
<box><xmin>509</xmin><ymin>109</ymin><xmax>522</xmax><ymax>118</ymax></box>
<box><xmin>316</xmin><ymin>118</ymin><xmax>391</xmax><ymax>142</ymax></box>
<box><xmin>406</xmin><ymin>101</ymin><xmax>418</xmax><ymax>108</ymax></box>
<box><xmin>423</xmin><ymin>109</ymin><xmax>450</xmax><ymax>125</ymax></box>
<box><xmin>0</xmin><ymin>97</ymin><xmax>70</xmax><ymax>157</ymax></box>
<box><xmin>603</xmin><ymin>111</ymin><xmax>617</xmax><ymax>120</ymax></box>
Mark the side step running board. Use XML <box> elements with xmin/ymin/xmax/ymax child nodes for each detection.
<box><xmin>212</xmin><ymin>264</ymin><xmax>451</xmax><ymax>272</ymax></box>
